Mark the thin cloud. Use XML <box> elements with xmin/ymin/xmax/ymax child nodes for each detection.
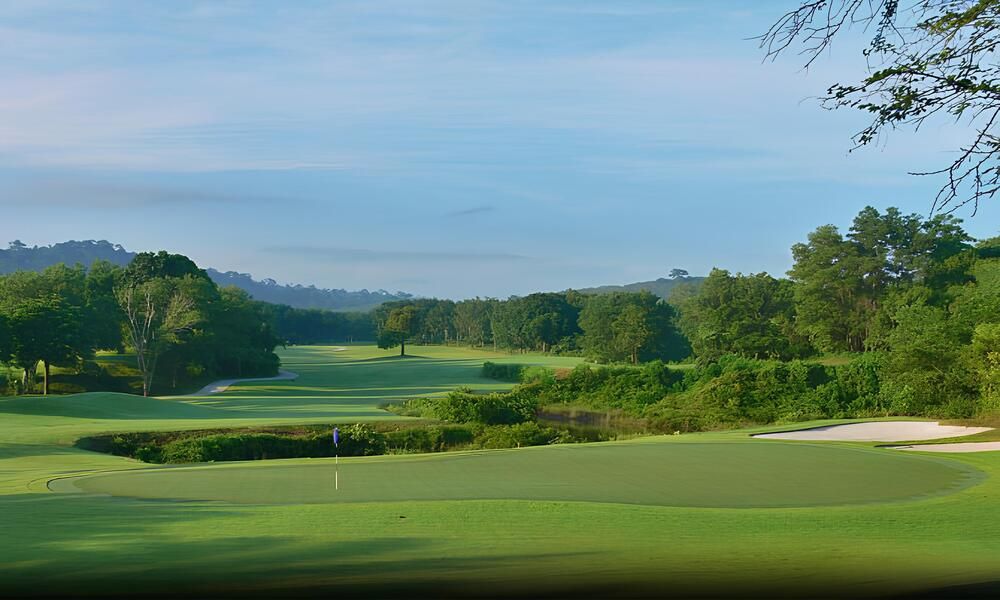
<box><xmin>3</xmin><ymin>179</ymin><xmax>283</xmax><ymax>207</ymax></box>
<box><xmin>266</xmin><ymin>245</ymin><xmax>527</xmax><ymax>263</ymax></box>
<box><xmin>447</xmin><ymin>205</ymin><xmax>495</xmax><ymax>217</ymax></box>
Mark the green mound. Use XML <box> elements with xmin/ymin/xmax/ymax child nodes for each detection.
<box><xmin>56</xmin><ymin>440</ymin><xmax>980</xmax><ymax>508</ymax></box>
<box><xmin>0</xmin><ymin>392</ymin><xmax>216</xmax><ymax>420</ymax></box>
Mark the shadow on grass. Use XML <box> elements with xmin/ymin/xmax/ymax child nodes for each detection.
<box><xmin>0</xmin><ymin>492</ymin><xmax>982</xmax><ymax>600</ymax></box>
<box><xmin>342</xmin><ymin>354</ymin><xmax>437</xmax><ymax>363</ymax></box>
<box><xmin>0</xmin><ymin>443</ymin><xmax>89</xmax><ymax>460</ymax></box>
<box><xmin>901</xmin><ymin>581</ymin><xmax>1000</xmax><ymax>599</ymax></box>
<box><xmin>0</xmin><ymin>494</ymin><xmax>603</xmax><ymax>598</ymax></box>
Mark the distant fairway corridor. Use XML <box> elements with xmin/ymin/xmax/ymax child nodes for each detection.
<box><xmin>3</xmin><ymin>345</ymin><xmax>1000</xmax><ymax>599</ymax></box>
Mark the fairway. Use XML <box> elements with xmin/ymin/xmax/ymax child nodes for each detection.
<box><xmin>55</xmin><ymin>441</ymin><xmax>979</xmax><ymax>508</ymax></box>
<box><xmin>5</xmin><ymin>345</ymin><xmax>1000</xmax><ymax>599</ymax></box>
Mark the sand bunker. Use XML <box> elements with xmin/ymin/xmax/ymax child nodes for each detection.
<box><xmin>752</xmin><ymin>421</ymin><xmax>992</xmax><ymax>442</ymax></box>
<box><xmin>891</xmin><ymin>442</ymin><xmax>1000</xmax><ymax>453</ymax></box>
<box><xmin>180</xmin><ymin>370</ymin><xmax>299</xmax><ymax>397</ymax></box>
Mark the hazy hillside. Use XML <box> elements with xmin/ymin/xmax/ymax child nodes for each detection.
<box><xmin>207</xmin><ymin>270</ymin><xmax>411</xmax><ymax>311</ymax></box>
<box><xmin>0</xmin><ymin>240</ymin><xmax>411</xmax><ymax>311</ymax></box>
<box><xmin>575</xmin><ymin>275</ymin><xmax>704</xmax><ymax>300</ymax></box>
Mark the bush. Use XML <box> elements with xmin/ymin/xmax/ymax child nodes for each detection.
<box><xmin>475</xmin><ymin>422</ymin><xmax>560</xmax><ymax>449</ymax></box>
<box><xmin>481</xmin><ymin>362</ymin><xmax>524</xmax><ymax>382</ymax></box>
<box><xmin>79</xmin><ymin>422</ymin><xmax>489</xmax><ymax>464</ymax></box>
<box><xmin>161</xmin><ymin>433</ymin><xmax>300</xmax><ymax>463</ymax></box>
<box><xmin>531</xmin><ymin>362</ymin><xmax>685</xmax><ymax>414</ymax></box>
<box><xmin>520</xmin><ymin>366</ymin><xmax>554</xmax><ymax>384</ymax></box>
<box><xmin>157</xmin><ymin>426</ymin><xmax>386</xmax><ymax>463</ymax></box>
<box><xmin>383</xmin><ymin>425</ymin><xmax>475</xmax><ymax>453</ymax></box>
<box><xmin>433</xmin><ymin>387</ymin><xmax>538</xmax><ymax>425</ymax></box>
<box><xmin>383</xmin><ymin>397</ymin><xmax>437</xmax><ymax>418</ymax></box>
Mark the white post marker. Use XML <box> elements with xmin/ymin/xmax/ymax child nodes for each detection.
<box><xmin>333</xmin><ymin>427</ymin><xmax>340</xmax><ymax>491</ymax></box>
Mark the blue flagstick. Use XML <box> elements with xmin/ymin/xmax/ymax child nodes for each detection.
<box><xmin>333</xmin><ymin>427</ymin><xmax>340</xmax><ymax>491</ymax></box>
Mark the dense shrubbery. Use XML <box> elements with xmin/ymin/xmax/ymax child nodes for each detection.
<box><xmin>532</xmin><ymin>362</ymin><xmax>686</xmax><ymax>414</ymax></box>
<box><xmin>389</xmin><ymin>386</ymin><xmax>539</xmax><ymax>425</ymax></box>
<box><xmin>482</xmin><ymin>362</ymin><xmax>524</xmax><ymax>382</ymax></box>
<box><xmin>476</xmin><ymin>422</ymin><xmax>562</xmax><ymax>449</ymax></box>
<box><xmin>464</xmin><ymin>350</ymin><xmax>988</xmax><ymax>434</ymax></box>
<box><xmin>382</xmin><ymin>425</ymin><xmax>476</xmax><ymax>452</ymax></box>
<box><xmin>77</xmin><ymin>420</ymin><xmax>601</xmax><ymax>464</ymax></box>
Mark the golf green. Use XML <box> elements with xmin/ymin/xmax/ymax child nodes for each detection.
<box><xmin>7</xmin><ymin>345</ymin><xmax>1000</xmax><ymax>598</ymax></box>
<box><xmin>54</xmin><ymin>440</ymin><xmax>979</xmax><ymax>508</ymax></box>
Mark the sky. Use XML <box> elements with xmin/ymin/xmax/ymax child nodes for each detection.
<box><xmin>2</xmin><ymin>0</ymin><xmax>998</xmax><ymax>299</ymax></box>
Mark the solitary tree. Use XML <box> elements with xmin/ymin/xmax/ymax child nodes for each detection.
<box><xmin>762</xmin><ymin>1</ymin><xmax>1000</xmax><ymax>213</ymax></box>
<box><xmin>379</xmin><ymin>306</ymin><xmax>418</xmax><ymax>356</ymax></box>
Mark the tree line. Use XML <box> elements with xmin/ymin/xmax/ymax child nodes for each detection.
<box><xmin>672</xmin><ymin>206</ymin><xmax>999</xmax><ymax>416</ymax></box>
<box><xmin>3</xmin><ymin>205</ymin><xmax>995</xmax><ymax>416</ymax></box>
<box><xmin>371</xmin><ymin>290</ymin><xmax>690</xmax><ymax>364</ymax></box>
<box><xmin>0</xmin><ymin>239</ymin><xmax>414</xmax><ymax>311</ymax></box>
<box><xmin>371</xmin><ymin>205</ymin><xmax>997</xmax><ymax>417</ymax></box>
<box><xmin>0</xmin><ymin>252</ymin><xmax>282</xmax><ymax>396</ymax></box>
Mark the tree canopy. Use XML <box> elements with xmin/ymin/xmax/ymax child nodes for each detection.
<box><xmin>762</xmin><ymin>0</ymin><xmax>1000</xmax><ymax>212</ymax></box>
<box><xmin>0</xmin><ymin>253</ymin><xmax>280</xmax><ymax>396</ymax></box>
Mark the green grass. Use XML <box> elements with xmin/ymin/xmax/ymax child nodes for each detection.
<box><xmin>55</xmin><ymin>440</ymin><xmax>978</xmax><ymax>508</ymax></box>
<box><xmin>3</xmin><ymin>344</ymin><xmax>1000</xmax><ymax>598</ymax></box>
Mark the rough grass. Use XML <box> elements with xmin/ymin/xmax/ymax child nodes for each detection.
<box><xmin>2</xmin><ymin>344</ymin><xmax>1000</xmax><ymax>599</ymax></box>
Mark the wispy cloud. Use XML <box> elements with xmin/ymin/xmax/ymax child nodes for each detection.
<box><xmin>446</xmin><ymin>205</ymin><xmax>495</xmax><ymax>217</ymax></box>
<box><xmin>266</xmin><ymin>245</ymin><xmax>527</xmax><ymax>263</ymax></box>
<box><xmin>2</xmin><ymin>179</ymin><xmax>285</xmax><ymax>207</ymax></box>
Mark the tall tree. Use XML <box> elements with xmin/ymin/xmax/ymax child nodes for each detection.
<box><xmin>84</xmin><ymin>260</ymin><xmax>125</xmax><ymax>352</ymax></box>
<box><xmin>789</xmin><ymin>225</ymin><xmax>868</xmax><ymax>352</ymax></box>
<box><xmin>123</xmin><ymin>251</ymin><xmax>210</xmax><ymax>284</ymax></box>
<box><xmin>971</xmin><ymin>323</ymin><xmax>1000</xmax><ymax>411</ymax></box>
<box><xmin>762</xmin><ymin>1</ymin><xmax>1000</xmax><ymax>212</ymax></box>
<box><xmin>790</xmin><ymin>207</ymin><xmax>975</xmax><ymax>352</ymax></box>
<box><xmin>579</xmin><ymin>291</ymin><xmax>687</xmax><ymax>363</ymax></box>
<box><xmin>677</xmin><ymin>269</ymin><xmax>804</xmax><ymax>361</ymax></box>
<box><xmin>0</xmin><ymin>266</ymin><xmax>94</xmax><ymax>394</ymax></box>
<box><xmin>420</xmin><ymin>301</ymin><xmax>455</xmax><ymax>344</ymax></box>
<box><xmin>116</xmin><ymin>276</ymin><xmax>204</xmax><ymax>397</ymax></box>
<box><xmin>612</xmin><ymin>304</ymin><xmax>651</xmax><ymax>365</ymax></box>
<box><xmin>378</xmin><ymin>305</ymin><xmax>419</xmax><ymax>356</ymax></box>
<box><xmin>453</xmin><ymin>298</ymin><xmax>493</xmax><ymax>347</ymax></box>
<box><xmin>8</xmin><ymin>295</ymin><xmax>81</xmax><ymax>394</ymax></box>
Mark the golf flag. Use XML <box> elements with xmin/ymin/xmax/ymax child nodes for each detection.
<box><xmin>333</xmin><ymin>427</ymin><xmax>341</xmax><ymax>491</ymax></box>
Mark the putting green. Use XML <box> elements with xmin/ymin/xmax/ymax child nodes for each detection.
<box><xmin>53</xmin><ymin>440</ymin><xmax>980</xmax><ymax>508</ymax></box>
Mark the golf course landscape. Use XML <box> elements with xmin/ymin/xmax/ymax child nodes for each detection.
<box><xmin>4</xmin><ymin>344</ymin><xmax>1000</xmax><ymax>599</ymax></box>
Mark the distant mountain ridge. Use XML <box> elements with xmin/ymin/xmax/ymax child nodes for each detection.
<box><xmin>0</xmin><ymin>240</ymin><xmax>412</xmax><ymax>311</ymax></box>
<box><xmin>574</xmin><ymin>275</ymin><xmax>704</xmax><ymax>299</ymax></box>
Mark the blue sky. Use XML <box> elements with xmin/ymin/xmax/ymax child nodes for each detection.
<box><xmin>2</xmin><ymin>0</ymin><xmax>997</xmax><ymax>298</ymax></box>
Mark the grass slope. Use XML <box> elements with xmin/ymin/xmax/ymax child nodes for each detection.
<box><xmin>2</xmin><ymin>344</ymin><xmax>1000</xmax><ymax>599</ymax></box>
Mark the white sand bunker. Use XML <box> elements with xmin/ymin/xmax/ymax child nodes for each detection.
<box><xmin>891</xmin><ymin>442</ymin><xmax>1000</xmax><ymax>453</ymax></box>
<box><xmin>753</xmin><ymin>421</ymin><xmax>992</xmax><ymax>442</ymax></box>
<box><xmin>181</xmin><ymin>370</ymin><xmax>299</xmax><ymax>397</ymax></box>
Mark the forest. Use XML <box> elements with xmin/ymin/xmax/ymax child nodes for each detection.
<box><xmin>0</xmin><ymin>239</ymin><xmax>412</xmax><ymax>311</ymax></box>
<box><xmin>0</xmin><ymin>251</ymin><xmax>281</xmax><ymax>396</ymax></box>
<box><xmin>1</xmin><ymin>205</ymin><xmax>997</xmax><ymax>420</ymax></box>
<box><xmin>374</xmin><ymin>206</ymin><xmax>999</xmax><ymax>420</ymax></box>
